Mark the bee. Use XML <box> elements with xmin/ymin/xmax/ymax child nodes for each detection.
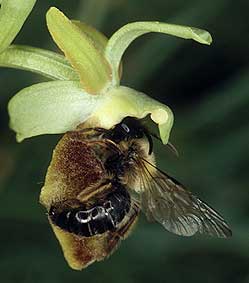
<box><xmin>40</xmin><ymin>117</ymin><xmax>232</xmax><ymax>270</ymax></box>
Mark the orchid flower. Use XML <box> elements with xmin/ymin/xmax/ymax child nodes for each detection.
<box><xmin>6</xmin><ymin>7</ymin><xmax>212</xmax><ymax>144</ymax></box>
<box><xmin>2</xmin><ymin>6</ymin><xmax>213</xmax><ymax>270</ymax></box>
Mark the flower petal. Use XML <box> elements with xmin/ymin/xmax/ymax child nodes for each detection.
<box><xmin>90</xmin><ymin>86</ymin><xmax>173</xmax><ymax>144</ymax></box>
<box><xmin>0</xmin><ymin>44</ymin><xmax>79</xmax><ymax>80</ymax></box>
<box><xmin>0</xmin><ymin>0</ymin><xmax>36</xmax><ymax>53</ymax></box>
<box><xmin>8</xmin><ymin>81</ymin><xmax>101</xmax><ymax>142</ymax></box>
<box><xmin>46</xmin><ymin>7</ymin><xmax>112</xmax><ymax>94</ymax></box>
<box><xmin>72</xmin><ymin>20</ymin><xmax>123</xmax><ymax>79</ymax></box>
<box><xmin>105</xmin><ymin>21</ymin><xmax>212</xmax><ymax>84</ymax></box>
<box><xmin>72</xmin><ymin>20</ymin><xmax>108</xmax><ymax>53</ymax></box>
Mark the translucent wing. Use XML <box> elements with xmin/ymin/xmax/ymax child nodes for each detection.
<box><xmin>137</xmin><ymin>158</ymin><xmax>232</xmax><ymax>238</ymax></box>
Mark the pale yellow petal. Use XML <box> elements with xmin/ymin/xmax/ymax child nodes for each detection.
<box><xmin>46</xmin><ymin>7</ymin><xmax>112</xmax><ymax>94</ymax></box>
<box><xmin>105</xmin><ymin>21</ymin><xmax>212</xmax><ymax>84</ymax></box>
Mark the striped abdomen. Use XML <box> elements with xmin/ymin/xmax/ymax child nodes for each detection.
<box><xmin>49</xmin><ymin>185</ymin><xmax>131</xmax><ymax>237</ymax></box>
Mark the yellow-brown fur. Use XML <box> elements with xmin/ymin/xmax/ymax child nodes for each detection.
<box><xmin>40</xmin><ymin>128</ymin><xmax>148</xmax><ymax>270</ymax></box>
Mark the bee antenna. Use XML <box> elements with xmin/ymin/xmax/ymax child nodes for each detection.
<box><xmin>150</xmin><ymin>133</ymin><xmax>179</xmax><ymax>157</ymax></box>
<box><xmin>143</xmin><ymin>130</ymin><xmax>154</xmax><ymax>155</ymax></box>
<box><xmin>167</xmin><ymin>141</ymin><xmax>179</xmax><ymax>157</ymax></box>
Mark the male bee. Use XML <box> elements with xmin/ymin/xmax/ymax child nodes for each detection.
<box><xmin>40</xmin><ymin>117</ymin><xmax>232</xmax><ymax>270</ymax></box>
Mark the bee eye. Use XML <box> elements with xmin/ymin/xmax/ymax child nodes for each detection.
<box><xmin>121</xmin><ymin>123</ymin><xmax>130</xmax><ymax>133</ymax></box>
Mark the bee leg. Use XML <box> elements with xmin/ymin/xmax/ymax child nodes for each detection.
<box><xmin>107</xmin><ymin>203</ymin><xmax>140</xmax><ymax>254</ymax></box>
<box><xmin>117</xmin><ymin>203</ymin><xmax>140</xmax><ymax>239</ymax></box>
<box><xmin>86</xmin><ymin>139</ymin><xmax>121</xmax><ymax>154</ymax></box>
<box><xmin>67</xmin><ymin>132</ymin><xmax>121</xmax><ymax>154</ymax></box>
<box><xmin>67</xmin><ymin>127</ymin><xmax>107</xmax><ymax>136</ymax></box>
<box><xmin>77</xmin><ymin>180</ymin><xmax>113</xmax><ymax>203</ymax></box>
<box><xmin>49</xmin><ymin>198</ymin><xmax>83</xmax><ymax>211</ymax></box>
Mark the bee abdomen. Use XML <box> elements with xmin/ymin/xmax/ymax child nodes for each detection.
<box><xmin>49</xmin><ymin>185</ymin><xmax>131</xmax><ymax>237</ymax></box>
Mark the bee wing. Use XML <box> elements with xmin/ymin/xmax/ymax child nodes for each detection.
<box><xmin>137</xmin><ymin>158</ymin><xmax>232</xmax><ymax>238</ymax></box>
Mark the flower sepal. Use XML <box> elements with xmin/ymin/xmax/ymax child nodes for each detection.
<box><xmin>8</xmin><ymin>83</ymin><xmax>173</xmax><ymax>144</ymax></box>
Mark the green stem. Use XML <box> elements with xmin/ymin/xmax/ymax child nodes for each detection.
<box><xmin>0</xmin><ymin>45</ymin><xmax>79</xmax><ymax>80</ymax></box>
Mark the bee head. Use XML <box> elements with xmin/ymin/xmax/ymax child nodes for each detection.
<box><xmin>106</xmin><ymin>117</ymin><xmax>153</xmax><ymax>155</ymax></box>
<box><xmin>107</xmin><ymin>117</ymin><xmax>142</xmax><ymax>142</ymax></box>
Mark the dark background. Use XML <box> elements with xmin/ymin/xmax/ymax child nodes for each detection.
<box><xmin>0</xmin><ymin>0</ymin><xmax>248</xmax><ymax>282</ymax></box>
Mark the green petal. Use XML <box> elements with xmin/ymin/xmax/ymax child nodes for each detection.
<box><xmin>105</xmin><ymin>21</ymin><xmax>212</xmax><ymax>84</ymax></box>
<box><xmin>0</xmin><ymin>45</ymin><xmax>79</xmax><ymax>80</ymax></box>
<box><xmin>0</xmin><ymin>0</ymin><xmax>36</xmax><ymax>53</ymax></box>
<box><xmin>91</xmin><ymin>86</ymin><xmax>174</xmax><ymax>144</ymax></box>
<box><xmin>8</xmin><ymin>81</ymin><xmax>100</xmax><ymax>142</ymax></box>
<box><xmin>46</xmin><ymin>7</ymin><xmax>112</xmax><ymax>94</ymax></box>
<box><xmin>72</xmin><ymin>20</ymin><xmax>123</xmax><ymax>79</ymax></box>
<box><xmin>72</xmin><ymin>20</ymin><xmax>108</xmax><ymax>53</ymax></box>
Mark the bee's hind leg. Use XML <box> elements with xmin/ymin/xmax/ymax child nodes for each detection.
<box><xmin>106</xmin><ymin>202</ymin><xmax>140</xmax><ymax>254</ymax></box>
